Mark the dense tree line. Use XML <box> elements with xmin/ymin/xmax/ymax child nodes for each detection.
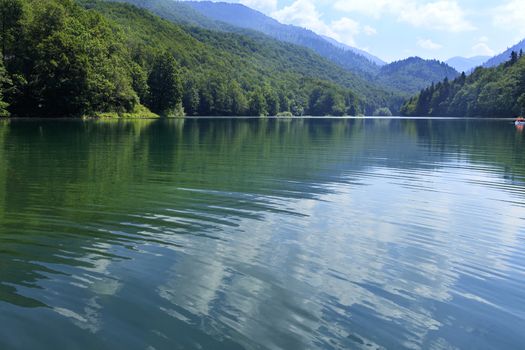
<box><xmin>0</xmin><ymin>0</ymin><xmax>143</xmax><ymax>117</ymax></box>
<box><xmin>97</xmin><ymin>0</ymin><xmax>407</xmax><ymax>114</ymax></box>
<box><xmin>376</xmin><ymin>57</ymin><xmax>459</xmax><ymax>95</ymax></box>
<box><xmin>0</xmin><ymin>0</ymin><xmax>372</xmax><ymax>117</ymax></box>
<box><xmin>116</xmin><ymin>0</ymin><xmax>460</xmax><ymax>98</ymax></box>
<box><xmin>401</xmin><ymin>52</ymin><xmax>525</xmax><ymax>117</ymax></box>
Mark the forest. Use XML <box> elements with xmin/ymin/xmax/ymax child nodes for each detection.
<box><xmin>1</xmin><ymin>0</ymin><xmax>521</xmax><ymax>119</ymax></box>
<box><xmin>401</xmin><ymin>51</ymin><xmax>525</xmax><ymax>117</ymax></box>
<box><xmin>0</xmin><ymin>0</ymin><xmax>400</xmax><ymax>118</ymax></box>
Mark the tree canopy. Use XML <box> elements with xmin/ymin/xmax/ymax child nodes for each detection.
<box><xmin>0</xmin><ymin>0</ymin><xmax>379</xmax><ymax>117</ymax></box>
<box><xmin>401</xmin><ymin>52</ymin><xmax>525</xmax><ymax>118</ymax></box>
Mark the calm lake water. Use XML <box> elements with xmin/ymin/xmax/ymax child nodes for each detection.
<box><xmin>0</xmin><ymin>118</ymin><xmax>524</xmax><ymax>349</ymax></box>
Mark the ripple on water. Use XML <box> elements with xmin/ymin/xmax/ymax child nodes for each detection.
<box><xmin>1</xmin><ymin>118</ymin><xmax>525</xmax><ymax>349</ymax></box>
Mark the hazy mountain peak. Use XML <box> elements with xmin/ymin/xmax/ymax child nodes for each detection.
<box><xmin>184</xmin><ymin>0</ymin><xmax>384</xmax><ymax>77</ymax></box>
<box><xmin>320</xmin><ymin>35</ymin><xmax>386</xmax><ymax>66</ymax></box>
<box><xmin>483</xmin><ymin>39</ymin><xmax>525</xmax><ymax>68</ymax></box>
<box><xmin>445</xmin><ymin>56</ymin><xmax>490</xmax><ymax>73</ymax></box>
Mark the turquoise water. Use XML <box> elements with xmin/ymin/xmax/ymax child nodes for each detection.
<box><xmin>0</xmin><ymin>118</ymin><xmax>524</xmax><ymax>349</ymax></box>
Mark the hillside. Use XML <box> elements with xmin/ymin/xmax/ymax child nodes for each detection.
<box><xmin>98</xmin><ymin>1</ymin><xmax>405</xmax><ymax>114</ymax></box>
<box><xmin>401</xmin><ymin>53</ymin><xmax>525</xmax><ymax>117</ymax></box>
<box><xmin>185</xmin><ymin>1</ymin><xmax>382</xmax><ymax>77</ymax></box>
<box><xmin>321</xmin><ymin>35</ymin><xmax>386</xmax><ymax>66</ymax></box>
<box><xmin>0</xmin><ymin>0</ymin><xmax>404</xmax><ymax>117</ymax></box>
<box><xmin>483</xmin><ymin>39</ymin><xmax>525</xmax><ymax>68</ymax></box>
<box><xmin>180</xmin><ymin>1</ymin><xmax>459</xmax><ymax>96</ymax></box>
<box><xmin>376</xmin><ymin>57</ymin><xmax>459</xmax><ymax>95</ymax></box>
<box><xmin>446</xmin><ymin>56</ymin><xmax>490</xmax><ymax>73</ymax></box>
<box><xmin>107</xmin><ymin>0</ymin><xmax>232</xmax><ymax>31</ymax></box>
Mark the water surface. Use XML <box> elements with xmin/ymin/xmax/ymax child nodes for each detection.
<box><xmin>0</xmin><ymin>118</ymin><xmax>524</xmax><ymax>349</ymax></box>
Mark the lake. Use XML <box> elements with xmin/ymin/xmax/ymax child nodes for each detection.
<box><xmin>0</xmin><ymin>118</ymin><xmax>524</xmax><ymax>349</ymax></box>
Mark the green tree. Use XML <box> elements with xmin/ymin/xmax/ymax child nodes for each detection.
<box><xmin>147</xmin><ymin>52</ymin><xmax>183</xmax><ymax>116</ymax></box>
<box><xmin>248</xmin><ymin>87</ymin><xmax>267</xmax><ymax>116</ymax></box>
<box><xmin>229</xmin><ymin>80</ymin><xmax>247</xmax><ymax>115</ymax></box>
<box><xmin>308</xmin><ymin>86</ymin><xmax>346</xmax><ymax>116</ymax></box>
<box><xmin>130</xmin><ymin>62</ymin><xmax>149</xmax><ymax>104</ymax></box>
<box><xmin>0</xmin><ymin>53</ymin><xmax>9</xmax><ymax>116</ymax></box>
<box><xmin>373</xmin><ymin>107</ymin><xmax>392</xmax><ymax>116</ymax></box>
<box><xmin>263</xmin><ymin>85</ymin><xmax>280</xmax><ymax>116</ymax></box>
<box><xmin>402</xmin><ymin>53</ymin><xmax>525</xmax><ymax>118</ymax></box>
<box><xmin>0</xmin><ymin>0</ymin><xmax>24</xmax><ymax>62</ymax></box>
<box><xmin>183</xmin><ymin>78</ymin><xmax>200</xmax><ymax>116</ymax></box>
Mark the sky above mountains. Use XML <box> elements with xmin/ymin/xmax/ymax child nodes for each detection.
<box><xmin>184</xmin><ymin>0</ymin><xmax>525</xmax><ymax>62</ymax></box>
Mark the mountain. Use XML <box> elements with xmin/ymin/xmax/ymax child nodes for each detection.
<box><xmin>184</xmin><ymin>1</ymin><xmax>382</xmax><ymax>77</ymax></box>
<box><xmin>183</xmin><ymin>1</ymin><xmax>458</xmax><ymax>95</ymax></box>
<box><xmin>106</xmin><ymin>0</ymin><xmax>457</xmax><ymax>97</ymax></box>
<box><xmin>320</xmin><ymin>35</ymin><xmax>386</xmax><ymax>66</ymax></box>
<box><xmin>446</xmin><ymin>56</ymin><xmax>490</xmax><ymax>73</ymax></box>
<box><xmin>376</xmin><ymin>57</ymin><xmax>459</xmax><ymax>95</ymax></box>
<box><xmin>107</xmin><ymin>0</ymin><xmax>232</xmax><ymax>31</ymax></box>
<box><xmin>401</xmin><ymin>54</ymin><xmax>525</xmax><ymax>117</ymax></box>
<box><xmin>29</xmin><ymin>0</ymin><xmax>404</xmax><ymax>117</ymax></box>
<box><xmin>483</xmin><ymin>39</ymin><xmax>525</xmax><ymax>68</ymax></box>
<box><xmin>97</xmin><ymin>0</ymin><xmax>407</xmax><ymax>111</ymax></box>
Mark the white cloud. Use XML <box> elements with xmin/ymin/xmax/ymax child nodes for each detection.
<box><xmin>272</xmin><ymin>0</ymin><xmax>338</xmax><ymax>37</ymax></box>
<box><xmin>331</xmin><ymin>18</ymin><xmax>361</xmax><ymax>45</ymax></box>
<box><xmin>239</xmin><ymin>0</ymin><xmax>277</xmax><ymax>12</ymax></box>
<box><xmin>472</xmin><ymin>42</ymin><xmax>495</xmax><ymax>56</ymax></box>
<box><xmin>363</xmin><ymin>25</ymin><xmax>377</xmax><ymax>36</ymax></box>
<box><xmin>272</xmin><ymin>0</ymin><xmax>370</xmax><ymax>47</ymax></box>
<box><xmin>417</xmin><ymin>38</ymin><xmax>443</xmax><ymax>50</ymax></box>
<box><xmin>399</xmin><ymin>1</ymin><xmax>475</xmax><ymax>32</ymax></box>
<box><xmin>470</xmin><ymin>36</ymin><xmax>494</xmax><ymax>56</ymax></box>
<box><xmin>493</xmin><ymin>0</ymin><xmax>525</xmax><ymax>36</ymax></box>
<box><xmin>478</xmin><ymin>36</ymin><xmax>489</xmax><ymax>43</ymax></box>
<box><xmin>334</xmin><ymin>0</ymin><xmax>475</xmax><ymax>32</ymax></box>
<box><xmin>333</xmin><ymin>0</ymin><xmax>392</xmax><ymax>18</ymax></box>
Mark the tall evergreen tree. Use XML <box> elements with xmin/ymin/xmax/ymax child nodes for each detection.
<box><xmin>147</xmin><ymin>52</ymin><xmax>183</xmax><ymax>116</ymax></box>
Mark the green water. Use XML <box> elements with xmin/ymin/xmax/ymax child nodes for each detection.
<box><xmin>0</xmin><ymin>118</ymin><xmax>524</xmax><ymax>349</ymax></box>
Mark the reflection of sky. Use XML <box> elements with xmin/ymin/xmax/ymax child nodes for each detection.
<box><xmin>150</xmin><ymin>162</ymin><xmax>525</xmax><ymax>349</ymax></box>
<box><xmin>1</xmin><ymin>119</ymin><xmax>525</xmax><ymax>349</ymax></box>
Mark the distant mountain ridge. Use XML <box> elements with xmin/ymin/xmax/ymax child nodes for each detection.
<box><xmin>483</xmin><ymin>39</ymin><xmax>525</xmax><ymax>68</ymax></box>
<box><xmin>103</xmin><ymin>0</ymin><xmax>459</xmax><ymax>99</ymax></box>
<box><xmin>402</xmin><ymin>54</ymin><xmax>525</xmax><ymax>117</ymax></box>
<box><xmin>184</xmin><ymin>1</ymin><xmax>458</xmax><ymax>94</ymax></box>
<box><xmin>320</xmin><ymin>35</ymin><xmax>386</xmax><ymax>66</ymax></box>
<box><xmin>446</xmin><ymin>56</ymin><xmax>490</xmax><ymax>73</ymax></box>
<box><xmin>377</xmin><ymin>57</ymin><xmax>459</xmax><ymax>95</ymax></box>
<box><xmin>184</xmin><ymin>1</ymin><xmax>383</xmax><ymax>77</ymax></box>
<box><xmin>95</xmin><ymin>0</ymin><xmax>409</xmax><ymax>114</ymax></box>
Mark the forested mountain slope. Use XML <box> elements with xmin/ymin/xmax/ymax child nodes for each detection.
<box><xmin>0</xmin><ymin>0</ymin><xmax>404</xmax><ymax>117</ymax></box>
<box><xmin>107</xmin><ymin>0</ymin><xmax>459</xmax><ymax>99</ymax></box>
<box><xmin>376</xmin><ymin>57</ymin><xmax>459</xmax><ymax>95</ymax></box>
<box><xmin>483</xmin><ymin>39</ymin><xmax>525</xmax><ymax>68</ymax></box>
<box><xmin>320</xmin><ymin>35</ymin><xmax>386</xmax><ymax>66</ymax></box>
<box><xmin>185</xmin><ymin>1</ymin><xmax>382</xmax><ymax>77</ymax></box>
<box><xmin>401</xmin><ymin>53</ymin><xmax>525</xmax><ymax>117</ymax></box>
<box><xmin>92</xmin><ymin>1</ymin><xmax>406</xmax><ymax>114</ymax></box>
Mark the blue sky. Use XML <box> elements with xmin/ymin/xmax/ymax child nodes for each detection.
<box><xmin>192</xmin><ymin>0</ymin><xmax>525</xmax><ymax>62</ymax></box>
